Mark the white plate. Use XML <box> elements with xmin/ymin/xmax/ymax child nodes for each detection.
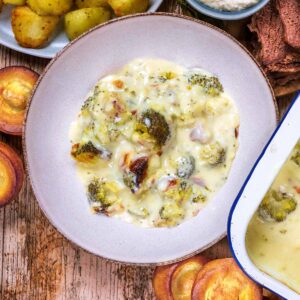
<box><xmin>24</xmin><ymin>14</ymin><xmax>278</xmax><ymax>264</ymax></box>
<box><xmin>229</xmin><ymin>92</ymin><xmax>300</xmax><ymax>299</ymax></box>
<box><xmin>0</xmin><ymin>1</ymin><xmax>163</xmax><ymax>59</ymax></box>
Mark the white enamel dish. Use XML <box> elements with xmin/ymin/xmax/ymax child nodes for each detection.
<box><xmin>24</xmin><ymin>14</ymin><xmax>277</xmax><ymax>264</ymax></box>
<box><xmin>0</xmin><ymin>0</ymin><xmax>163</xmax><ymax>59</ymax></box>
<box><xmin>229</xmin><ymin>92</ymin><xmax>300</xmax><ymax>299</ymax></box>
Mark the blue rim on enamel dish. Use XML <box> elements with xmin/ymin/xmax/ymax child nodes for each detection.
<box><xmin>186</xmin><ymin>0</ymin><xmax>270</xmax><ymax>20</ymax></box>
<box><xmin>228</xmin><ymin>91</ymin><xmax>300</xmax><ymax>299</ymax></box>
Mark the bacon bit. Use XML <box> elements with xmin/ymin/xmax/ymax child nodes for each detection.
<box><xmin>294</xmin><ymin>186</ymin><xmax>300</xmax><ymax>194</ymax></box>
<box><xmin>191</xmin><ymin>177</ymin><xmax>205</xmax><ymax>187</ymax></box>
<box><xmin>130</xmin><ymin>156</ymin><xmax>149</xmax><ymax>185</ymax></box>
<box><xmin>235</xmin><ymin>127</ymin><xmax>239</xmax><ymax>138</ymax></box>
<box><xmin>157</xmin><ymin>150</ymin><xmax>163</xmax><ymax>156</ymax></box>
<box><xmin>167</xmin><ymin>179</ymin><xmax>178</xmax><ymax>189</ymax></box>
<box><xmin>112</xmin><ymin>100</ymin><xmax>125</xmax><ymax>113</ymax></box>
<box><xmin>112</xmin><ymin>80</ymin><xmax>124</xmax><ymax>89</ymax></box>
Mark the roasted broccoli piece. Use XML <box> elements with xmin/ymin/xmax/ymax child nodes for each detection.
<box><xmin>176</xmin><ymin>155</ymin><xmax>195</xmax><ymax>179</ymax></box>
<box><xmin>123</xmin><ymin>157</ymin><xmax>149</xmax><ymax>193</ymax></box>
<box><xmin>164</xmin><ymin>180</ymin><xmax>193</xmax><ymax>205</ymax></box>
<box><xmin>71</xmin><ymin>141</ymin><xmax>112</xmax><ymax>163</ymax></box>
<box><xmin>291</xmin><ymin>145</ymin><xmax>300</xmax><ymax>166</ymax></box>
<box><xmin>88</xmin><ymin>178</ymin><xmax>119</xmax><ymax>212</ymax></box>
<box><xmin>135</xmin><ymin>109</ymin><xmax>170</xmax><ymax>147</ymax></box>
<box><xmin>188</xmin><ymin>73</ymin><xmax>223</xmax><ymax>96</ymax></box>
<box><xmin>258</xmin><ymin>190</ymin><xmax>297</xmax><ymax>222</ymax></box>
<box><xmin>159</xmin><ymin>202</ymin><xmax>185</xmax><ymax>226</ymax></box>
<box><xmin>200</xmin><ymin>142</ymin><xmax>226</xmax><ymax>165</ymax></box>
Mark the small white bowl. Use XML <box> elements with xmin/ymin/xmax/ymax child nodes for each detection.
<box><xmin>186</xmin><ymin>0</ymin><xmax>270</xmax><ymax>20</ymax></box>
<box><xmin>229</xmin><ymin>91</ymin><xmax>300</xmax><ymax>299</ymax></box>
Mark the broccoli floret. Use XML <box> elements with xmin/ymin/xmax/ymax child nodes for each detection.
<box><xmin>135</xmin><ymin>109</ymin><xmax>170</xmax><ymax>147</ymax></box>
<box><xmin>188</xmin><ymin>74</ymin><xmax>223</xmax><ymax>96</ymax></box>
<box><xmin>164</xmin><ymin>180</ymin><xmax>193</xmax><ymax>205</ymax></box>
<box><xmin>176</xmin><ymin>155</ymin><xmax>195</xmax><ymax>179</ymax></box>
<box><xmin>159</xmin><ymin>202</ymin><xmax>185</xmax><ymax>226</ymax></box>
<box><xmin>71</xmin><ymin>141</ymin><xmax>112</xmax><ymax>163</ymax></box>
<box><xmin>88</xmin><ymin>179</ymin><xmax>119</xmax><ymax>212</ymax></box>
<box><xmin>258</xmin><ymin>190</ymin><xmax>297</xmax><ymax>222</ymax></box>
<box><xmin>200</xmin><ymin>142</ymin><xmax>226</xmax><ymax>165</ymax></box>
<box><xmin>291</xmin><ymin>145</ymin><xmax>300</xmax><ymax>166</ymax></box>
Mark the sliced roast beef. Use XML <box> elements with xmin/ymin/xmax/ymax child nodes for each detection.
<box><xmin>276</xmin><ymin>0</ymin><xmax>300</xmax><ymax>50</ymax></box>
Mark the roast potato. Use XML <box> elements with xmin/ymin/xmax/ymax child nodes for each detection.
<box><xmin>11</xmin><ymin>6</ymin><xmax>59</xmax><ymax>48</ymax></box>
<box><xmin>3</xmin><ymin>0</ymin><xmax>25</xmax><ymax>5</ymax></box>
<box><xmin>75</xmin><ymin>0</ymin><xmax>109</xmax><ymax>8</ymax></box>
<box><xmin>64</xmin><ymin>7</ymin><xmax>111</xmax><ymax>40</ymax></box>
<box><xmin>108</xmin><ymin>0</ymin><xmax>149</xmax><ymax>16</ymax></box>
<box><xmin>27</xmin><ymin>0</ymin><xmax>73</xmax><ymax>16</ymax></box>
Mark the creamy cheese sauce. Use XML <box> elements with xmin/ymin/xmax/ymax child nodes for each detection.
<box><xmin>246</xmin><ymin>141</ymin><xmax>300</xmax><ymax>293</ymax></box>
<box><xmin>69</xmin><ymin>59</ymin><xmax>239</xmax><ymax>227</ymax></box>
<box><xmin>198</xmin><ymin>0</ymin><xmax>259</xmax><ymax>11</ymax></box>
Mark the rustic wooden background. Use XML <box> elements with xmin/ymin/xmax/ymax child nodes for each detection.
<box><xmin>0</xmin><ymin>0</ymin><xmax>294</xmax><ymax>299</ymax></box>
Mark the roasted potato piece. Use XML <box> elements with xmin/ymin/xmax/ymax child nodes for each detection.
<box><xmin>0</xmin><ymin>142</ymin><xmax>24</xmax><ymax>196</ymax></box>
<box><xmin>153</xmin><ymin>263</ymin><xmax>179</xmax><ymax>300</ymax></box>
<box><xmin>0</xmin><ymin>66</ymin><xmax>39</xmax><ymax>135</ymax></box>
<box><xmin>171</xmin><ymin>256</ymin><xmax>209</xmax><ymax>300</ymax></box>
<box><xmin>108</xmin><ymin>0</ymin><xmax>149</xmax><ymax>16</ymax></box>
<box><xmin>11</xmin><ymin>6</ymin><xmax>59</xmax><ymax>48</ymax></box>
<box><xmin>75</xmin><ymin>0</ymin><xmax>109</xmax><ymax>8</ymax></box>
<box><xmin>3</xmin><ymin>0</ymin><xmax>25</xmax><ymax>5</ymax></box>
<box><xmin>192</xmin><ymin>258</ymin><xmax>262</xmax><ymax>300</ymax></box>
<box><xmin>64</xmin><ymin>7</ymin><xmax>111</xmax><ymax>40</ymax></box>
<box><xmin>0</xmin><ymin>152</ymin><xmax>16</xmax><ymax>207</ymax></box>
<box><xmin>27</xmin><ymin>0</ymin><xmax>73</xmax><ymax>16</ymax></box>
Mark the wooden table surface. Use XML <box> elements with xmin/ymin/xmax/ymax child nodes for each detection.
<box><xmin>0</xmin><ymin>0</ymin><xmax>294</xmax><ymax>299</ymax></box>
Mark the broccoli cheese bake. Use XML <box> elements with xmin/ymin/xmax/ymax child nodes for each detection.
<box><xmin>246</xmin><ymin>140</ymin><xmax>300</xmax><ymax>293</ymax></box>
<box><xmin>69</xmin><ymin>59</ymin><xmax>239</xmax><ymax>227</ymax></box>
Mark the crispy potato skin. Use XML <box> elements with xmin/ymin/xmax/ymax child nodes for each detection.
<box><xmin>11</xmin><ymin>6</ymin><xmax>59</xmax><ymax>48</ymax></box>
<box><xmin>0</xmin><ymin>142</ymin><xmax>24</xmax><ymax>196</ymax></box>
<box><xmin>108</xmin><ymin>0</ymin><xmax>149</xmax><ymax>16</ymax></box>
<box><xmin>192</xmin><ymin>258</ymin><xmax>263</xmax><ymax>300</ymax></box>
<box><xmin>27</xmin><ymin>0</ymin><xmax>73</xmax><ymax>16</ymax></box>
<box><xmin>75</xmin><ymin>0</ymin><xmax>109</xmax><ymax>8</ymax></box>
<box><xmin>153</xmin><ymin>263</ymin><xmax>179</xmax><ymax>300</ymax></box>
<box><xmin>171</xmin><ymin>256</ymin><xmax>209</xmax><ymax>300</ymax></box>
<box><xmin>0</xmin><ymin>151</ymin><xmax>16</xmax><ymax>207</ymax></box>
<box><xmin>64</xmin><ymin>7</ymin><xmax>111</xmax><ymax>40</ymax></box>
<box><xmin>0</xmin><ymin>66</ymin><xmax>39</xmax><ymax>135</ymax></box>
<box><xmin>3</xmin><ymin>0</ymin><xmax>25</xmax><ymax>5</ymax></box>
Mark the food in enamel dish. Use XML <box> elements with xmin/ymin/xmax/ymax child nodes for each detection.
<box><xmin>198</xmin><ymin>0</ymin><xmax>260</xmax><ymax>11</ymax></box>
<box><xmin>153</xmin><ymin>256</ymin><xmax>264</xmax><ymax>300</ymax></box>
<box><xmin>246</xmin><ymin>140</ymin><xmax>300</xmax><ymax>294</ymax></box>
<box><xmin>0</xmin><ymin>66</ymin><xmax>39</xmax><ymax>135</ymax></box>
<box><xmin>69</xmin><ymin>59</ymin><xmax>239</xmax><ymax>227</ymax></box>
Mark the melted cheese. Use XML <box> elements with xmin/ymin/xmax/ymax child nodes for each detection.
<box><xmin>69</xmin><ymin>59</ymin><xmax>239</xmax><ymax>227</ymax></box>
<box><xmin>246</xmin><ymin>141</ymin><xmax>300</xmax><ymax>293</ymax></box>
